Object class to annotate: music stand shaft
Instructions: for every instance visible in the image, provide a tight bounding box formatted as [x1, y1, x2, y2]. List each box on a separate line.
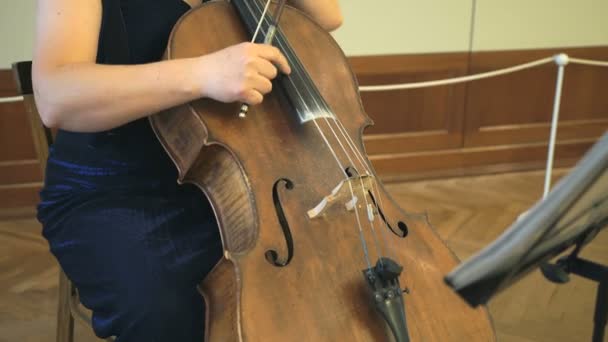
[567, 257, 607, 342]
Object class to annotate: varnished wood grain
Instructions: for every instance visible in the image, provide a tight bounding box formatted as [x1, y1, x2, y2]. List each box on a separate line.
[352, 52, 468, 157]
[151, 2, 494, 341]
[56, 270, 75, 342]
[0, 217, 103, 342]
[3, 47, 608, 209]
[385, 169, 608, 342]
[349, 46, 608, 178]
[351, 52, 468, 137]
[186, 145, 258, 254]
[0, 184, 42, 208]
[464, 46, 608, 148]
[199, 259, 241, 341]
[0, 65, 46, 211]
[2, 169, 606, 341]
[0, 70, 18, 97]
[0, 161, 42, 185]
[0, 101, 37, 161]
[371, 138, 595, 179]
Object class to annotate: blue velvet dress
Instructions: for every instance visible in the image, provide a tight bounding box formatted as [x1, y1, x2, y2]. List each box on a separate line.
[36, 1, 222, 341]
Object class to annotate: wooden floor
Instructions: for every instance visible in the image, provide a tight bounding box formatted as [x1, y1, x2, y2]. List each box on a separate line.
[1, 169, 606, 341]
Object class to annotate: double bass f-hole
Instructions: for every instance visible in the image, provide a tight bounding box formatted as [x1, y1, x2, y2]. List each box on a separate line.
[367, 190, 409, 238]
[266, 178, 295, 267]
[148, 0, 497, 338]
[345, 166, 409, 239]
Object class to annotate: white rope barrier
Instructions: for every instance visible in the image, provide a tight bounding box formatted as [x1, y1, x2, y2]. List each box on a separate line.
[358, 54, 608, 92]
[358, 57, 554, 92]
[357, 53, 608, 198]
[570, 57, 608, 68]
[1, 53, 606, 196]
[0, 95, 24, 104]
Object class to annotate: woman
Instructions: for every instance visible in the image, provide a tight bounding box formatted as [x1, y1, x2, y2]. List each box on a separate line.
[33, 0, 342, 340]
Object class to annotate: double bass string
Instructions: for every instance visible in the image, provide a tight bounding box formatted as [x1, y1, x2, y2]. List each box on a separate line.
[329, 118, 397, 260]
[237, 0, 274, 117]
[319, 115, 389, 264]
[307, 117, 374, 269]
[252, 6, 396, 263]
[250, 0, 395, 265]
[248, 0, 424, 270]
[250, 0, 272, 44]
[247, 0, 380, 268]
[324, 113, 417, 260]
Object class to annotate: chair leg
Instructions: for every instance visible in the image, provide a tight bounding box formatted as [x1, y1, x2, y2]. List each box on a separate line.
[56, 269, 74, 342]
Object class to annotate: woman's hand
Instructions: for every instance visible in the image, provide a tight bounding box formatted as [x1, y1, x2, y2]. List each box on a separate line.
[197, 42, 291, 105]
[32, 0, 335, 133]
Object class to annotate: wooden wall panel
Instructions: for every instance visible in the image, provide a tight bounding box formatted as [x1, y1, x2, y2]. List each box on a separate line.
[0, 162, 42, 185]
[350, 53, 468, 155]
[0, 70, 43, 209]
[348, 46, 608, 180]
[0, 100, 37, 160]
[560, 60, 608, 121]
[0, 70, 18, 97]
[371, 139, 593, 182]
[0, 185, 42, 208]
[1, 46, 607, 208]
[464, 47, 608, 147]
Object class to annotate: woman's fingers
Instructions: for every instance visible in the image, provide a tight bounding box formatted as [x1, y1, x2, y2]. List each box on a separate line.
[255, 45, 291, 75]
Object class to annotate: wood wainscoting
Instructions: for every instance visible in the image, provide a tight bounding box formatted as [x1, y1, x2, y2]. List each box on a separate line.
[353, 46, 608, 181]
[0, 70, 43, 210]
[1, 46, 607, 209]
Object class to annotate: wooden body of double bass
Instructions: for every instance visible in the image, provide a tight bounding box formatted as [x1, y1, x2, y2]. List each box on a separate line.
[150, 1, 496, 341]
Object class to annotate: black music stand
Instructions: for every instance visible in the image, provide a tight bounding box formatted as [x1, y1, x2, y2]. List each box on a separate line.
[444, 133, 608, 342]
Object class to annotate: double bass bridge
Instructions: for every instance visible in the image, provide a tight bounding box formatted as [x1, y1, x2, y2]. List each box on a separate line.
[307, 174, 377, 219]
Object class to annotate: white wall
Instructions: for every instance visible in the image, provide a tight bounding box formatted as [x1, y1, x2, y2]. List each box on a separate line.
[331, 0, 474, 56]
[472, 0, 608, 51]
[1, 0, 607, 69]
[0, 0, 36, 68]
[332, 0, 608, 55]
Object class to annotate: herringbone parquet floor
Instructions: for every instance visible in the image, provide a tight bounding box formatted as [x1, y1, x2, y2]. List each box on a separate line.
[1, 169, 606, 341]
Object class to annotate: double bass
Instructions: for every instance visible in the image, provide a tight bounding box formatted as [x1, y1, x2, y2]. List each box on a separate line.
[149, 0, 496, 340]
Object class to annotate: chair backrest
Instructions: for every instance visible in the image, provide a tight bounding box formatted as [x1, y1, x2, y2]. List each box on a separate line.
[11, 61, 54, 172]
[12, 61, 33, 95]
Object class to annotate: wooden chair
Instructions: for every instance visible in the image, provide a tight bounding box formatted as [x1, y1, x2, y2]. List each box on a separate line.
[11, 61, 114, 342]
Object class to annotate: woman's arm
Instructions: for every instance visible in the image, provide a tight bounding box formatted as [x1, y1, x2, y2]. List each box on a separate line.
[288, 0, 343, 31]
[33, 0, 290, 132]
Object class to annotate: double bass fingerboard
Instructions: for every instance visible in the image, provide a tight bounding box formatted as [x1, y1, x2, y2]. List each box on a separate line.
[232, 0, 337, 123]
